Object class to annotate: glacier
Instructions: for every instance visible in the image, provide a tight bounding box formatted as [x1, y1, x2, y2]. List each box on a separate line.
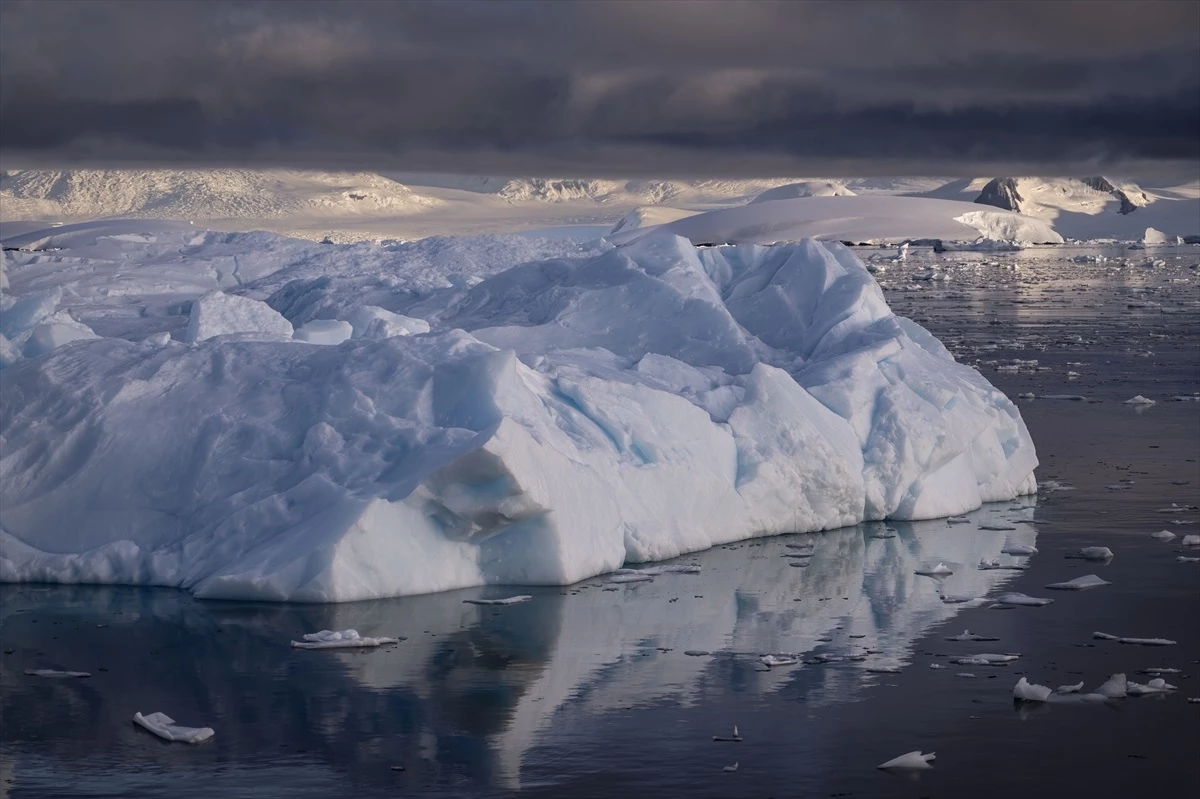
[0, 226, 1037, 602]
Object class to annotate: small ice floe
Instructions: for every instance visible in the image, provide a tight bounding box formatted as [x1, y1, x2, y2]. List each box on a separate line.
[1156, 503, 1196, 513]
[1000, 544, 1037, 555]
[1150, 530, 1177, 541]
[978, 558, 1027, 571]
[950, 653, 1020, 666]
[133, 712, 215, 744]
[1056, 682, 1085, 694]
[24, 669, 91, 678]
[865, 665, 903, 674]
[877, 751, 935, 771]
[722, 762, 739, 773]
[684, 650, 710, 657]
[608, 572, 654, 584]
[1042, 394, 1086, 401]
[956, 672, 977, 679]
[1106, 484, 1133, 491]
[1045, 574, 1111, 591]
[635, 564, 702, 575]
[1065, 547, 1113, 561]
[992, 592, 1054, 608]
[1177, 556, 1200, 563]
[1013, 677, 1053, 702]
[713, 725, 742, 742]
[463, 595, 533, 605]
[1123, 395, 1156, 405]
[1182, 535, 1200, 547]
[946, 630, 999, 642]
[1093, 632, 1176, 646]
[946, 516, 971, 524]
[1139, 668, 1181, 675]
[1127, 678, 1177, 696]
[1038, 480, 1074, 492]
[1094, 673, 1128, 699]
[290, 630, 401, 650]
[929, 663, 946, 670]
[914, 562, 953, 576]
[760, 654, 799, 668]
[939, 592, 983, 605]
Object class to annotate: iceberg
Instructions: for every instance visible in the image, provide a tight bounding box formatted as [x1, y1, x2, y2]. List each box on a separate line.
[0, 231, 1038, 602]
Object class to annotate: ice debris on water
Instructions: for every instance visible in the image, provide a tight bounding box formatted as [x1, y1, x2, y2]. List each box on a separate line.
[760, 654, 799, 668]
[713, 725, 742, 742]
[24, 669, 90, 678]
[1045, 574, 1111, 591]
[1056, 682, 1085, 694]
[992, 592, 1054, 607]
[463, 595, 532, 605]
[722, 762, 739, 773]
[1093, 632, 1176, 646]
[950, 653, 1020, 666]
[133, 712, 215, 744]
[1127, 678, 1177, 696]
[1177, 556, 1200, 563]
[877, 751, 936, 771]
[1182, 535, 1200, 547]
[1150, 530, 1177, 541]
[1014, 677, 1053, 702]
[914, 562, 953, 576]
[1065, 547, 1113, 561]
[1123, 395, 1156, 405]
[608, 573, 655, 584]
[946, 630, 999, 642]
[290, 630, 400, 649]
[1000, 544, 1037, 556]
[979, 558, 1027, 571]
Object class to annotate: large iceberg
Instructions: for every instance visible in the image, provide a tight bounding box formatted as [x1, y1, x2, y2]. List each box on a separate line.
[0, 231, 1036, 602]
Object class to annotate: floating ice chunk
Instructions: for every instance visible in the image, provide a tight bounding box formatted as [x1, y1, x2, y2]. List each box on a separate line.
[290, 629, 400, 649]
[1066, 547, 1113, 561]
[1182, 535, 1200, 547]
[1093, 674, 1128, 699]
[608, 573, 654, 584]
[633, 564, 701, 575]
[722, 762, 739, 772]
[1177, 556, 1200, 563]
[1189, 698, 1200, 704]
[713, 725, 742, 742]
[1045, 574, 1110, 591]
[1056, 682, 1085, 694]
[914, 562, 954, 576]
[1127, 678, 1177, 696]
[463, 595, 532, 605]
[1139, 668, 1181, 675]
[293, 319, 353, 345]
[1150, 530, 1177, 541]
[946, 516, 971, 524]
[185, 290, 293, 343]
[133, 712, 215, 744]
[877, 751, 936, 771]
[1123, 395, 1156, 405]
[1014, 677, 1053, 702]
[1093, 632, 1176, 646]
[865, 665, 903, 674]
[978, 558, 1027, 571]
[929, 663, 946, 670]
[940, 592, 983, 605]
[1000, 544, 1037, 555]
[992, 592, 1054, 607]
[684, 650, 710, 657]
[24, 668, 90, 678]
[957, 672, 977, 678]
[760, 654, 799, 668]
[946, 630, 999, 642]
[950, 653, 1020, 666]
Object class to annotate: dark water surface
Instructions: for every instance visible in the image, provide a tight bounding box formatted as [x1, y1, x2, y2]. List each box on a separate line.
[2, 248, 1198, 799]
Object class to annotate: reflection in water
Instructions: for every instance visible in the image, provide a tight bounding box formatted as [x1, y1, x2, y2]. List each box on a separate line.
[1, 502, 1036, 797]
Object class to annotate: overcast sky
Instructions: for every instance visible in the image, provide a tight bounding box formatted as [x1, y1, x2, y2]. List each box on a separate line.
[1, 0, 1197, 176]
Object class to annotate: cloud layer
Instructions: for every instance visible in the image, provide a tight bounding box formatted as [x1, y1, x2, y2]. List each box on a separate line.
[2, 0, 1197, 175]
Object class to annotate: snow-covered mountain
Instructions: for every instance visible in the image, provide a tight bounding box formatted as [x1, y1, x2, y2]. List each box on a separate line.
[0, 169, 443, 221]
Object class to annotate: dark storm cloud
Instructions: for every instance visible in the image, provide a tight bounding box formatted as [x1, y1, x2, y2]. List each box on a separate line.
[1, 0, 1197, 175]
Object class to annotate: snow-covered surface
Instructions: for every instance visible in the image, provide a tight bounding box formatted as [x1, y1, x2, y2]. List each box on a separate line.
[0, 222, 1037, 602]
[4, 169, 1194, 244]
[607, 196, 1064, 247]
[132, 711, 215, 744]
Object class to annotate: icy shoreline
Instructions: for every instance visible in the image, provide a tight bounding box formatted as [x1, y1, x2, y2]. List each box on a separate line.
[0, 227, 1037, 601]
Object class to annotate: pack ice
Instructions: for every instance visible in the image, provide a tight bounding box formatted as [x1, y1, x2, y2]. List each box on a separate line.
[0, 227, 1037, 602]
